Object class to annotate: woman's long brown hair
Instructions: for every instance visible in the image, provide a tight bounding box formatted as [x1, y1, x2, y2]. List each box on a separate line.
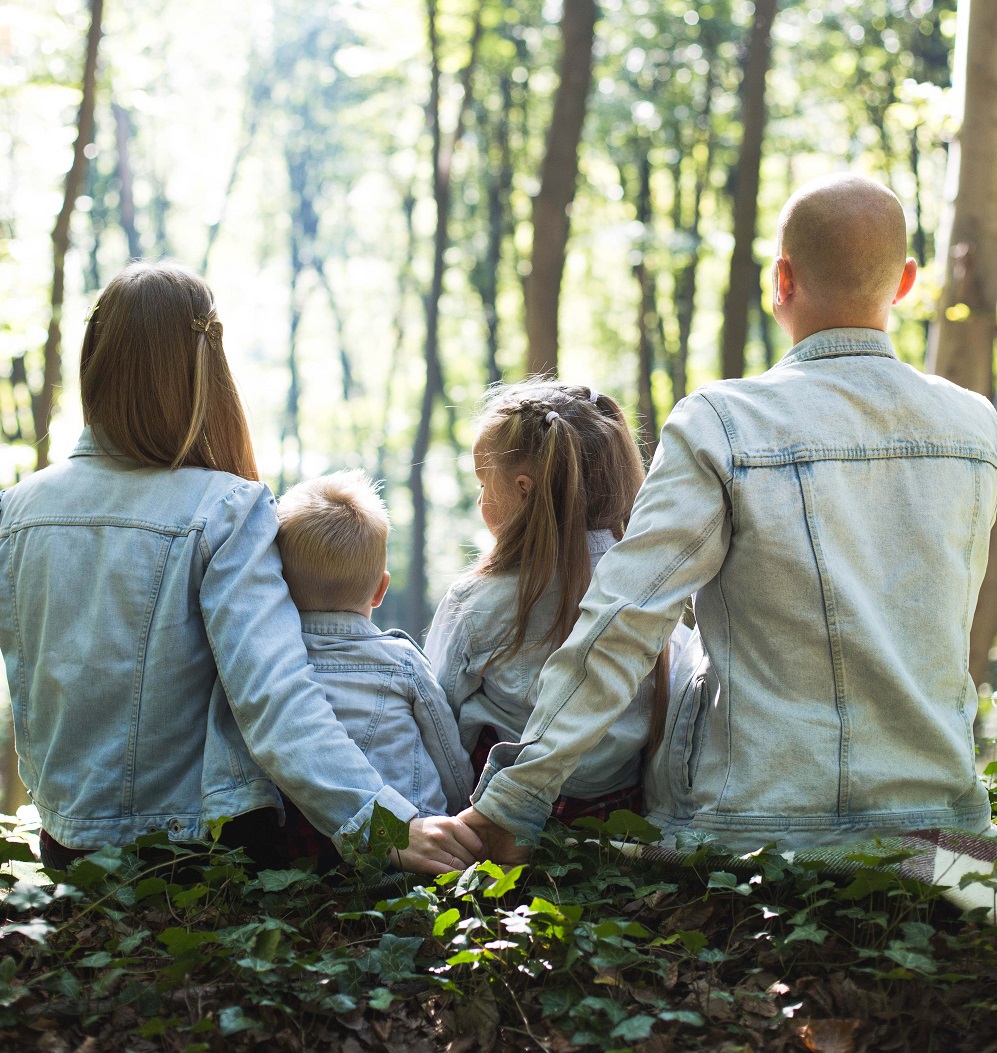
[80, 260, 258, 481]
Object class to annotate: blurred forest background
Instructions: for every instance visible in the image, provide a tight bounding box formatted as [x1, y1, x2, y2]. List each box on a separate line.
[3, 0, 997, 808]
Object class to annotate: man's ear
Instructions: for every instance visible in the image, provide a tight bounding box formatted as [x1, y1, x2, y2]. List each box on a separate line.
[514, 474, 533, 499]
[892, 257, 917, 304]
[371, 570, 390, 609]
[773, 256, 794, 306]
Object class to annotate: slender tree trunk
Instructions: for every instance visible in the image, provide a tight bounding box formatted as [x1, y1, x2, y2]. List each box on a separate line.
[630, 149, 659, 455]
[408, 0, 484, 634]
[113, 101, 141, 259]
[34, 0, 103, 472]
[926, 0, 997, 687]
[720, 0, 776, 380]
[524, 0, 597, 377]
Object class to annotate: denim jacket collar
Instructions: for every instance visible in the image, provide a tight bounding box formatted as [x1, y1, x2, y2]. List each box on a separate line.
[69, 426, 105, 458]
[300, 610, 379, 638]
[776, 327, 897, 369]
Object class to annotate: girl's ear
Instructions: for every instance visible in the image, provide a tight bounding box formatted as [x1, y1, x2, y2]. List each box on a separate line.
[514, 474, 533, 499]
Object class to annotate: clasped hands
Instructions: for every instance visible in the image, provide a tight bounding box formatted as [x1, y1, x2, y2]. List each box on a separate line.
[394, 806, 530, 875]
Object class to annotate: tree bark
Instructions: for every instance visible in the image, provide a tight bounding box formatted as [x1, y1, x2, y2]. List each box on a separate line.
[720, 0, 776, 380]
[630, 149, 659, 455]
[926, 0, 997, 687]
[34, 0, 103, 471]
[407, 0, 484, 634]
[524, 0, 597, 378]
[113, 100, 141, 259]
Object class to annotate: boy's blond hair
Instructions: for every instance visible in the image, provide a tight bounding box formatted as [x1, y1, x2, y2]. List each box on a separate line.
[276, 470, 389, 613]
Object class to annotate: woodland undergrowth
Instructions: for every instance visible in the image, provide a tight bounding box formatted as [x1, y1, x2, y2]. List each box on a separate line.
[0, 777, 995, 1053]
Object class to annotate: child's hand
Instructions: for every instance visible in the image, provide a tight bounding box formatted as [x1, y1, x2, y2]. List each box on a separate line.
[456, 806, 531, 866]
[392, 816, 483, 875]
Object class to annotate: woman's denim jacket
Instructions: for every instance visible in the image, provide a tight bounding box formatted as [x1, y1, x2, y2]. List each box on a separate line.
[425, 531, 690, 798]
[473, 330, 997, 850]
[299, 612, 473, 816]
[0, 429, 418, 850]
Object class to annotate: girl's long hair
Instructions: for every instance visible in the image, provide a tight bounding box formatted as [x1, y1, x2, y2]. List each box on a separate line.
[80, 260, 258, 481]
[475, 380, 643, 659]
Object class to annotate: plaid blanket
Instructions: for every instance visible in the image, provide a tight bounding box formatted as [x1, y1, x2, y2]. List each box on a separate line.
[626, 828, 997, 925]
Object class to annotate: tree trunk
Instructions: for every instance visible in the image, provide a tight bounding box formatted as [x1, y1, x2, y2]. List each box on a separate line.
[524, 0, 597, 378]
[630, 149, 659, 455]
[407, 0, 483, 634]
[720, 0, 776, 380]
[34, 0, 103, 472]
[926, 0, 997, 687]
[113, 100, 141, 260]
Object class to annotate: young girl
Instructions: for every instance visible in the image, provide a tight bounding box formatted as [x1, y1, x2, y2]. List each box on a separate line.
[0, 261, 478, 875]
[425, 380, 689, 822]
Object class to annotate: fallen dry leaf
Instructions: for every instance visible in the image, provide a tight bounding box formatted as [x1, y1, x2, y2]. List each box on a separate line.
[797, 1017, 862, 1053]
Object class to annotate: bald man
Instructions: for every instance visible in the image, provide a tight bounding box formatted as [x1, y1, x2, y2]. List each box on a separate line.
[461, 174, 997, 859]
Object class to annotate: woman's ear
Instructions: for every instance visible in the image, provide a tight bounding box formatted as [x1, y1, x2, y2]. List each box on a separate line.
[514, 474, 533, 499]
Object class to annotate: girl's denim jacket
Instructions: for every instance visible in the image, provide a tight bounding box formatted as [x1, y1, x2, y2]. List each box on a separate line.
[425, 531, 690, 799]
[473, 330, 997, 850]
[0, 429, 418, 850]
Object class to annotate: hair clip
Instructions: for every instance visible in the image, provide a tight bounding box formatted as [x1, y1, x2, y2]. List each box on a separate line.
[545, 410, 560, 424]
[192, 317, 223, 344]
[85, 300, 100, 322]
[588, 388, 599, 403]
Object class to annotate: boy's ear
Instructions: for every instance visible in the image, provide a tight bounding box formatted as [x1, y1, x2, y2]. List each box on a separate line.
[371, 570, 390, 609]
[892, 257, 917, 304]
[514, 474, 533, 499]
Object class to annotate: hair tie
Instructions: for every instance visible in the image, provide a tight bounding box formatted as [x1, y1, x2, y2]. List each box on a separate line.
[545, 410, 560, 424]
[588, 388, 599, 404]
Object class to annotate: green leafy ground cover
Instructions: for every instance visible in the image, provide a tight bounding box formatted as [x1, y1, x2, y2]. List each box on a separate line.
[1, 798, 996, 1053]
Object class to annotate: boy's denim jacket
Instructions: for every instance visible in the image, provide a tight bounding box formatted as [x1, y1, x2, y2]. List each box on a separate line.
[0, 429, 418, 851]
[473, 329, 997, 850]
[426, 531, 689, 798]
[299, 612, 473, 816]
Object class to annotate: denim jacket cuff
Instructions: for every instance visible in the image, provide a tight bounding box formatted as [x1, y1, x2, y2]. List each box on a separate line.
[334, 786, 419, 850]
[472, 753, 552, 842]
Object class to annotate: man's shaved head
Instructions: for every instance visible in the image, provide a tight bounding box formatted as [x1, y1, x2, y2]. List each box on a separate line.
[777, 174, 908, 312]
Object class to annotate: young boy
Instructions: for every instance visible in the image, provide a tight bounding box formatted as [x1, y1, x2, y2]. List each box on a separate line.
[276, 471, 473, 822]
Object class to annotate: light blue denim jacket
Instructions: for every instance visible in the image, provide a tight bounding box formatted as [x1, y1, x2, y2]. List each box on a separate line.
[0, 429, 418, 850]
[473, 329, 997, 850]
[299, 612, 473, 816]
[425, 530, 691, 798]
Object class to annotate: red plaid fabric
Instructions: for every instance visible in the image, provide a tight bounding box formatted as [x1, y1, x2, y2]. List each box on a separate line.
[471, 725, 643, 826]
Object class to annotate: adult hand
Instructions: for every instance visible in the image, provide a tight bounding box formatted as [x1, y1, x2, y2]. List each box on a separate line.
[456, 806, 531, 866]
[392, 815, 484, 875]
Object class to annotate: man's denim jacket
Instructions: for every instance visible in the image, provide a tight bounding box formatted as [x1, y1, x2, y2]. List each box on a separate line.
[299, 612, 473, 816]
[0, 429, 418, 851]
[426, 530, 690, 798]
[473, 329, 997, 850]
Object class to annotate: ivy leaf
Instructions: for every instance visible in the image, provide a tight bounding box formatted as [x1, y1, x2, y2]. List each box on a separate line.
[368, 987, 395, 1011]
[3, 881, 53, 912]
[158, 928, 219, 956]
[0, 919, 54, 944]
[884, 945, 936, 972]
[433, 908, 461, 937]
[0, 838, 36, 864]
[218, 1006, 256, 1036]
[251, 868, 319, 893]
[611, 1014, 656, 1041]
[361, 933, 423, 981]
[482, 864, 524, 898]
[367, 803, 411, 858]
[132, 877, 168, 902]
[78, 951, 113, 969]
[783, 923, 828, 945]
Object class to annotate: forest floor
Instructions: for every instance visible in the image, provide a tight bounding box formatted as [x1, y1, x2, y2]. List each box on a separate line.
[1, 796, 996, 1053]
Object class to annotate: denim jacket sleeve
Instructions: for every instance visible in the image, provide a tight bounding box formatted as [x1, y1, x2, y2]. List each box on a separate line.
[424, 585, 481, 720]
[406, 644, 475, 814]
[200, 482, 418, 847]
[471, 393, 734, 839]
